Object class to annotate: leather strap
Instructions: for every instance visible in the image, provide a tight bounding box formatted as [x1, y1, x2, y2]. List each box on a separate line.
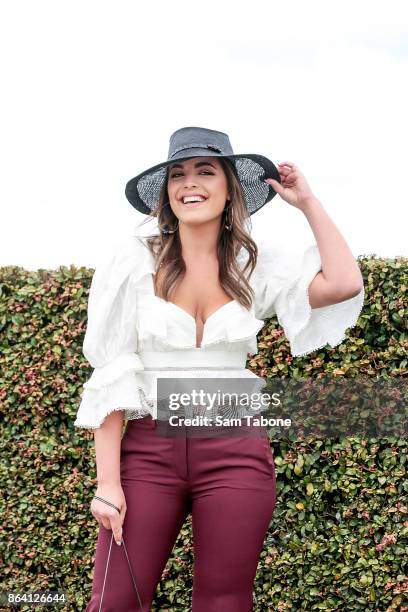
[98, 518, 143, 610]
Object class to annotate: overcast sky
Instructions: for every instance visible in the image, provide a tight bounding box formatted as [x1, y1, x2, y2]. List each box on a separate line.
[1, 0, 407, 271]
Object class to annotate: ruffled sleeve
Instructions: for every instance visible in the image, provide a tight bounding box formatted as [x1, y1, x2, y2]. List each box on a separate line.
[252, 240, 365, 357]
[74, 235, 151, 429]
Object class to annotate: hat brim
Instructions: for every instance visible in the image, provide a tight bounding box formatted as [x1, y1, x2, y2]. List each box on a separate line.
[125, 152, 281, 216]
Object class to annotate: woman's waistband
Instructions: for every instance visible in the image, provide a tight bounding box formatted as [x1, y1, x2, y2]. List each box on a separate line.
[138, 349, 248, 370]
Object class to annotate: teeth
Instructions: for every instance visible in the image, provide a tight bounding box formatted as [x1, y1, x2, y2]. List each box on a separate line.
[183, 196, 206, 204]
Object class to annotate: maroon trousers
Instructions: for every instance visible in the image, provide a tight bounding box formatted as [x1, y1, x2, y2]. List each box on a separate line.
[86, 415, 276, 611]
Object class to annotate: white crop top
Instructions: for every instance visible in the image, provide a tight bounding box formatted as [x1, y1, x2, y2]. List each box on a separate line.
[74, 219, 365, 429]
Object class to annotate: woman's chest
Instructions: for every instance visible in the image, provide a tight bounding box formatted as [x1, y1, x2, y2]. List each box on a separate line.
[134, 273, 265, 354]
[154, 270, 234, 348]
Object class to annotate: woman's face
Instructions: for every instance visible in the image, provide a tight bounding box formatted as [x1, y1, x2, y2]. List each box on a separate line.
[166, 156, 230, 227]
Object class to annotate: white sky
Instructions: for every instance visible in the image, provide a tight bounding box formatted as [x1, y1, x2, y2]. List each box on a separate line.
[1, 0, 407, 271]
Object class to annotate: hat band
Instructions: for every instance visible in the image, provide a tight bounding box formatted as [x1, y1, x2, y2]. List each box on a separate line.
[170, 143, 223, 159]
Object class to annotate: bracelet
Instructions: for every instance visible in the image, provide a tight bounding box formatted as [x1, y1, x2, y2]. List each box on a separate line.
[93, 495, 121, 514]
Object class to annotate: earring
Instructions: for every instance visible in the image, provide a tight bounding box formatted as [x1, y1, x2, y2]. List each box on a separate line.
[157, 201, 179, 234]
[158, 217, 179, 234]
[224, 200, 233, 231]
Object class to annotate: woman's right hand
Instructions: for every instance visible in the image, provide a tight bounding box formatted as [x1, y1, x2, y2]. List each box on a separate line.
[91, 484, 127, 546]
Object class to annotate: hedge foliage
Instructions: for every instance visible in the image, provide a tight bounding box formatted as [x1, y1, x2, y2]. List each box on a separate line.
[0, 253, 407, 611]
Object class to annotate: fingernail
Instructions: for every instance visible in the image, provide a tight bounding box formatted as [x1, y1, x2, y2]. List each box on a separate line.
[116, 540, 122, 546]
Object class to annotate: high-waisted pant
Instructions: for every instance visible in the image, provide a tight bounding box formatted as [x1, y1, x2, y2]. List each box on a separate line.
[86, 415, 277, 611]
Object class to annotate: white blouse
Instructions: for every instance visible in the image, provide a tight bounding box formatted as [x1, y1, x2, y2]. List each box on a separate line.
[74, 220, 365, 429]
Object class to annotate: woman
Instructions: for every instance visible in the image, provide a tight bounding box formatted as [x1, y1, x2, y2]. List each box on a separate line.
[75, 126, 365, 611]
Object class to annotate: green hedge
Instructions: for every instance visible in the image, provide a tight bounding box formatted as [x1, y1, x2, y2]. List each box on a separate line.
[0, 254, 407, 611]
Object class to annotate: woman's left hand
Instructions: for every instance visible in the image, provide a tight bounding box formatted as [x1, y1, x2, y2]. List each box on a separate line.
[265, 162, 316, 211]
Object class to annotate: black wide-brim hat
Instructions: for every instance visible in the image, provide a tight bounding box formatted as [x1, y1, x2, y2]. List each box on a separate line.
[125, 126, 281, 216]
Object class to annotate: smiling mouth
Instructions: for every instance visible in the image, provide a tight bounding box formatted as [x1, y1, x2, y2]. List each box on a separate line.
[181, 198, 209, 207]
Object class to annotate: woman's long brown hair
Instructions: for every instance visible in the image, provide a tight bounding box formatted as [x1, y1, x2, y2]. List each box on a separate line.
[136, 158, 259, 311]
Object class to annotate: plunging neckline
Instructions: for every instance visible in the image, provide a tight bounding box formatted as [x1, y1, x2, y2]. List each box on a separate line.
[149, 273, 237, 348]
